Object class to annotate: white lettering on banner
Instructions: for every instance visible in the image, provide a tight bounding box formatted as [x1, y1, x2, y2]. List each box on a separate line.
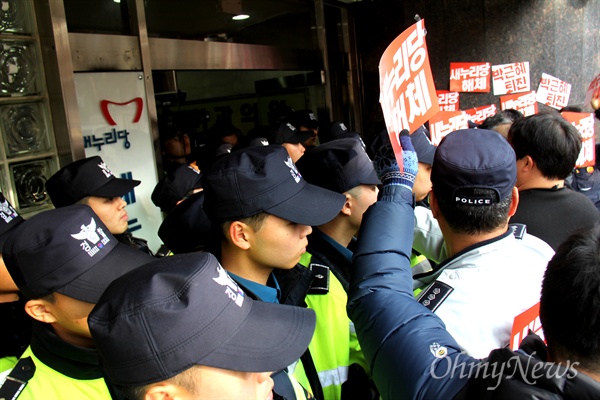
[572, 114, 596, 167]
[380, 19, 428, 133]
[317, 366, 349, 387]
[407, 69, 432, 123]
[430, 113, 469, 146]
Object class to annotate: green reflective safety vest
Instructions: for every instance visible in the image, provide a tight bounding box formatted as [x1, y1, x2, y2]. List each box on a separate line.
[0, 347, 112, 400]
[295, 252, 369, 400]
[411, 253, 429, 297]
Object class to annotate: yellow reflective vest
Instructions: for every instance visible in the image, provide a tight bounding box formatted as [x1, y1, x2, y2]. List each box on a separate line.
[295, 252, 369, 400]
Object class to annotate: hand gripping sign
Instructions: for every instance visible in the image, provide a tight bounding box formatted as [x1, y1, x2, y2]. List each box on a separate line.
[379, 19, 439, 168]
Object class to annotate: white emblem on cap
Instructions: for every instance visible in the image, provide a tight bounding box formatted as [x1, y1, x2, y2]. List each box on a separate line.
[309, 113, 317, 121]
[0, 200, 18, 224]
[213, 264, 245, 307]
[284, 157, 302, 183]
[260, 140, 269, 146]
[97, 162, 113, 178]
[286, 122, 297, 132]
[71, 218, 110, 257]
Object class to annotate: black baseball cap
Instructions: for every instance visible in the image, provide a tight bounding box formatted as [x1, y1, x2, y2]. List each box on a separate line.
[432, 129, 517, 205]
[290, 109, 319, 130]
[151, 164, 202, 214]
[46, 156, 140, 207]
[296, 138, 380, 194]
[411, 126, 436, 165]
[202, 145, 346, 225]
[0, 193, 24, 250]
[3, 204, 154, 302]
[89, 252, 317, 386]
[275, 122, 314, 145]
[158, 191, 212, 254]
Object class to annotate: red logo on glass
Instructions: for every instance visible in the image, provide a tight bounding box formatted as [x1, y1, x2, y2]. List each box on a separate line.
[100, 98, 143, 126]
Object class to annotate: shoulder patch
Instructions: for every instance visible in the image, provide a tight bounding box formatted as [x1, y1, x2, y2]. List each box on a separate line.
[417, 281, 454, 312]
[509, 223, 527, 240]
[308, 263, 329, 295]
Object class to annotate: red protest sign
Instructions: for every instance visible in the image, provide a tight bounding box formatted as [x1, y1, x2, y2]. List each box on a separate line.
[492, 62, 530, 95]
[462, 104, 497, 125]
[379, 19, 439, 165]
[449, 62, 490, 93]
[584, 73, 600, 106]
[510, 302, 543, 350]
[429, 111, 469, 145]
[562, 112, 596, 168]
[500, 91, 538, 117]
[536, 73, 572, 110]
[436, 90, 460, 111]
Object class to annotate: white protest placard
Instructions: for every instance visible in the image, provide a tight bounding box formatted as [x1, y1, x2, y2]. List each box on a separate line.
[492, 62, 530, 95]
[536, 73, 571, 110]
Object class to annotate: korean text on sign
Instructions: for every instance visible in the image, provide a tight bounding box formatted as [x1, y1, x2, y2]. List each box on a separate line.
[449, 62, 490, 93]
[463, 104, 497, 125]
[84, 128, 131, 152]
[536, 73, 572, 110]
[428, 111, 469, 146]
[562, 112, 596, 168]
[492, 62, 530, 95]
[436, 90, 460, 111]
[500, 91, 538, 117]
[379, 18, 439, 162]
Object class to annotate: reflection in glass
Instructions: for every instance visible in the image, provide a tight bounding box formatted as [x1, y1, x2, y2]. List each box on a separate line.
[2, 103, 47, 155]
[0, 41, 36, 95]
[11, 160, 50, 208]
[0, 0, 28, 34]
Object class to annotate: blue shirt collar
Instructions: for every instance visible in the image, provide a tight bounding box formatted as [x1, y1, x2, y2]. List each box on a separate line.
[314, 228, 353, 262]
[228, 272, 281, 304]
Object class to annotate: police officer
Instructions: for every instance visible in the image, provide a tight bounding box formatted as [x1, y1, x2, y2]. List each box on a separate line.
[45, 156, 153, 255]
[295, 138, 381, 400]
[0, 205, 153, 400]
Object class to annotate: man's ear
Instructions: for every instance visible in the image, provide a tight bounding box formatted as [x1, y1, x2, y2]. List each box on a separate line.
[25, 299, 57, 324]
[340, 193, 353, 217]
[519, 155, 535, 173]
[145, 382, 179, 400]
[228, 221, 252, 250]
[508, 186, 520, 218]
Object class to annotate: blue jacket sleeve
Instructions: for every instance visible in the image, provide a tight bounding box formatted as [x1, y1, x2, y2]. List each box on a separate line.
[347, 185, 476, 400]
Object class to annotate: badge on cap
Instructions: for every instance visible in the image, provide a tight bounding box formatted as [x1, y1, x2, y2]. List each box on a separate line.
[0, 198, 18, 224]
[98, 162, 113, 178]
[71, 218, 111, 256]
[284, 157, 302, 183]
[212, 264, 245, 307]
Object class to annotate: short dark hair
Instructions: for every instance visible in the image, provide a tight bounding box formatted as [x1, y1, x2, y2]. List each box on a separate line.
[479, 109, 523, 130]
[540, 224, 600, 373]
[508, 113, 582, 180]
[219, 212, 270, 242]
[435, 188, 512, 235]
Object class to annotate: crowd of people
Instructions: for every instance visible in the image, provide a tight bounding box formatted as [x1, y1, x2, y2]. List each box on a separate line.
[0, 98, 600, 400]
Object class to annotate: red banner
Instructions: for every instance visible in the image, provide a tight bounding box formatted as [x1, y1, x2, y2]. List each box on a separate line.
[536, 73, 571, 110]
[510, 302, 543, 350]
[500, 91, 538, 117]
[436, 90, 460, 111]
[462, 104, 497, 125]
[492, 62, 530, 95]
[428, 111, 469, 146]
[562, 112, 596, 168]
[449, 62, 490, 93]
[379, 19, 439, 168]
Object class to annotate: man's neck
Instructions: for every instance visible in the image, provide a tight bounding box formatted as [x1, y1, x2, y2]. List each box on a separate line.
[443, 225, 508, 257]
[518, 175, 564, 191]
[219, 247, 272, 286]
[317, 219, 356, 248]
[51, 323, 95, 349]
